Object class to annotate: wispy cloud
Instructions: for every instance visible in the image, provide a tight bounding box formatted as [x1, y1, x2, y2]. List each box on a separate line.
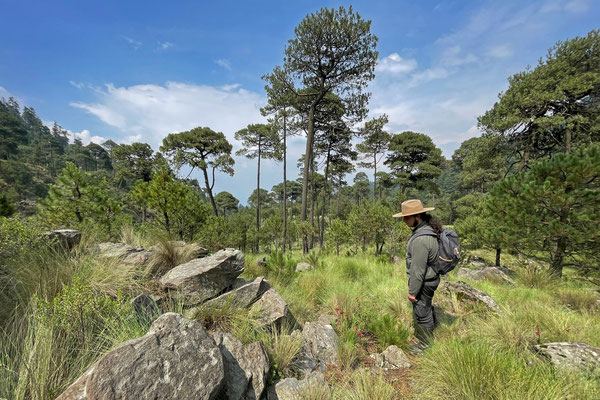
[376, 53, 418, 74]
[69, 81, 85, 89]
[69, 82, 292, 202]
[157, 41, 173, 51]
[0, 86, 10, 99]
[68, 129, 106, 145]
[215, 58, 232, 71]
[485, 44, 513, 59]
[122, 36, 142, 50]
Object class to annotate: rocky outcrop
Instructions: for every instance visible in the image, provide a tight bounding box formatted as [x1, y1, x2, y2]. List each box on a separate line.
[160, 249, 245, 305]
[250, 288, 296, 330]
[370, 345, 411, 370]
[456, 267, 515, 285]
[302, 321, 338, 366]
[212, 331, 270, 400]
[295, 262, 312, 273]
[203, 277, 271, 309]
[267, 371, 329, 400]
[535, 342, 600, 371]
[43, 229, 81, 249]
[56, 313, 224, 400]
[439, 281, 502, 314]
[95, 242, 154, 266]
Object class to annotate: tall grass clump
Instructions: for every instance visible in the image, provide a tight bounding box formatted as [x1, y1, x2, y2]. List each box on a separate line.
[557, 289, 599, 312]
[0, 280, 147, 400]
[333, 368, 397, 400]
[412, 339, 571, 399]
[0, 217, 74, 325]
[146, 234, 197, 275]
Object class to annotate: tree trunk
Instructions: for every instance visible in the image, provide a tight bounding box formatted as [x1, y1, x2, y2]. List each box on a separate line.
[202, 167, 219, 216]
[373, 151, 377, 200]
[283, 112, 288, 253]
[565, 126, 572, 154]
[310, 156, 315, 250]
[495, 247, 501, 267]
[320, 146, 331, 247]
[550, 237, 566, 278]
[301, 104, 316, 254]
[256, 143, 261, 253]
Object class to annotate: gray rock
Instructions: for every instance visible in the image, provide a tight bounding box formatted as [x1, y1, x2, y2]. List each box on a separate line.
[56, 313, 224, 400]
[295, 262, 312, 273]
[535, 342, 600, 371]
[203, 276, 271, 309]
[250, 288, 296, 330]
[439, 281, 502, 314]
[290, 330, 320, 376]
[95, 242, 154, 266]
[456, 267, 515, 285]
[212, 331, 270, 400]
[43, 229, 81, 250]
[160, 248, 245, 306]
[302, 321, 338, 366]
[187, 243, 209, 258]
[257, 256, 267, 267]
[370, 345, 411, 370]
[267, 371, 328, 400]
[130, 294, 160, 321]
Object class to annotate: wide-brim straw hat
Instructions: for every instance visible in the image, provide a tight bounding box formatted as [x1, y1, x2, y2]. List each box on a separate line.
[392, 199, 434, 218]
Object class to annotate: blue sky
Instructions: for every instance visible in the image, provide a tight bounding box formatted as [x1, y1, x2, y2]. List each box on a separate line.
[1, 0, 599, 204]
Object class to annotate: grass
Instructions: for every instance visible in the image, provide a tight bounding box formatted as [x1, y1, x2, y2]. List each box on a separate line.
[2, 221, 600, 399]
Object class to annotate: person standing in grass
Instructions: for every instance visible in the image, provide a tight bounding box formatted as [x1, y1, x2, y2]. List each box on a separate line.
[394, 199, 442, 353]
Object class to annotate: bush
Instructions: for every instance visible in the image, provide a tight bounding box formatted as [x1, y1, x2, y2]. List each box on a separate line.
[367, 314, 410, 351]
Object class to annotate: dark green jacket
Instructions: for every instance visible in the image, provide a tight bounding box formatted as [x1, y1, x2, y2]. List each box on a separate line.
[406, 222, 439, 296]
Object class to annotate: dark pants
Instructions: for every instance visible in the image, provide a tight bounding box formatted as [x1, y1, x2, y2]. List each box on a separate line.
[412, 279, 439, 330]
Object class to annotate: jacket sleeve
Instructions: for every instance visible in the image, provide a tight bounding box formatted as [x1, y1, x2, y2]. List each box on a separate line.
[408, 237, 429, 296]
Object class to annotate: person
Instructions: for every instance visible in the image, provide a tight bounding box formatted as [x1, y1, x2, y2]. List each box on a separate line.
[393, 199, 442, 353]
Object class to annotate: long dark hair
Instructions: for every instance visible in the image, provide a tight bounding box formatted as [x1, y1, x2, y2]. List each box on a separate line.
[421, 213, 443, 238]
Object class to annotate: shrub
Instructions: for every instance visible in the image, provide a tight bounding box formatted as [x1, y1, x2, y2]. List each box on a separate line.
[367, 314, 410, 351]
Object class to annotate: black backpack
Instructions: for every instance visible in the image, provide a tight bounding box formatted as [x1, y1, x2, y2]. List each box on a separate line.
[412, 228, 461, 275]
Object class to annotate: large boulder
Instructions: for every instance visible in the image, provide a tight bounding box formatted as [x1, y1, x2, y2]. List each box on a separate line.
[250, 288, 296, 330]
[212, 331, 270, 400]
[370, 345, 412, 370]
[95, 242, 154, 266]
[56, 313, 224, 400]
[302, 321, 338, 366]
[203, 277, 271, 309]
[439, 281, 502, 314]
[456, 267, 515, 285]
[267, 371, 329, 400]
[160, 249, 245, 306]
[535, 342, 600, 371]
[43, 229, 81, 250]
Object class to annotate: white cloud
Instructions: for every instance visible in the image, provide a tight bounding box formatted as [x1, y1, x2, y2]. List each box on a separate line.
[69, 81, 85, 89]
[485, 44, 513, 59]
[157, 41, 173, 50]
[376, 53, 418, 74]
[565, 0, 589, 13]
[68, 129, 106, 145]
[69, 81, 267, 150]
[215, 59, 232, 71]
[122, 36, 142, 50]
[0, 86, 10, 99]
[410, 67, 449, 86]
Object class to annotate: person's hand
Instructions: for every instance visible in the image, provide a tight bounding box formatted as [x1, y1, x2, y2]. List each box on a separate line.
[408, 293, 417, 303]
